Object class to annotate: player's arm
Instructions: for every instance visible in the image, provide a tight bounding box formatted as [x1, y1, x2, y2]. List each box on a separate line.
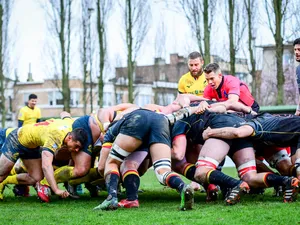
[18, 120, 24, 127]
[202, 125, 254, 140]
[41, 149, 69, 198]
[295, 96, 300, 116]
[60, 111, 72, 120]
[18, 108, 25, 127]
[172, 134, 187, 161]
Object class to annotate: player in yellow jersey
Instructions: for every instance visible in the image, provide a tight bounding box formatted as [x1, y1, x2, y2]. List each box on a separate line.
[18, 94, 41, 127]
[0, 118, 88, 201]
[178, 52, 207, 96]
[17, 94, 42, 195]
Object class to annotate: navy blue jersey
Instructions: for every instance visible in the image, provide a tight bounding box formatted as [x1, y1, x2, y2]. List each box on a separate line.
[246, 113, 300, 148]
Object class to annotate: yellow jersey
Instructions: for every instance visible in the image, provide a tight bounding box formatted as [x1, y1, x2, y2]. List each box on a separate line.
[18, 106, 41, 126]
[178, 72, 207, 96]
[18, 118, 73, 154]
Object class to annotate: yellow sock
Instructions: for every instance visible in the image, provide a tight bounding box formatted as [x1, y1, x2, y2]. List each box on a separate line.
[69, 168, 101, 186]
[2, 175, 19, 185]
[40, 178, 50, 186]
[54, 166, 75, 183]
[10, 167, 17, 175]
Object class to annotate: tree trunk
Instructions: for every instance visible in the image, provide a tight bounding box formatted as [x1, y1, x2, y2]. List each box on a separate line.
[97, 0, 105, 108]
[0, 4, 5, 127]
[228, 0, 235, 76]
[126, 0, 134, 103]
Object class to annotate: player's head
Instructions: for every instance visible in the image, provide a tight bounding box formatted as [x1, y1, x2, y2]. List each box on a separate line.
[204, 63, 223, 89]
[28, 94, 38, 109]
[65, 128, 88, 152]
[187, 51, 204, 78]
[293, 38, 300, 62]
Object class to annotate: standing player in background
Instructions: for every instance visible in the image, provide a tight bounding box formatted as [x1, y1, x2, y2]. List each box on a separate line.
[293, 38, 300, 115]
[14, 94, 42, 197]
[18, 94, 41, 127]
[178, 51, 207, 96]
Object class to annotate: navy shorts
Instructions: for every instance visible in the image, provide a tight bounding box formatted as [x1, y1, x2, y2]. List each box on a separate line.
[1, 129, 41, 163]
[119, 109, 171, 147]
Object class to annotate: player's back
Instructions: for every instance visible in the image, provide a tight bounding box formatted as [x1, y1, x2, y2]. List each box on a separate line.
[18, 118, 73, 149]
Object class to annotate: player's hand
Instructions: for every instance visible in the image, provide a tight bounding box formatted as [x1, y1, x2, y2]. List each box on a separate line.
[55, 189, 69, 198]
[196, 101, 209, 114]
[295, 110, 300, 116]
[202, 127, 211, 140]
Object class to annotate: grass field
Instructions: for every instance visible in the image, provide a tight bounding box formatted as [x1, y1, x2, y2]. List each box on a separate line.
[0, 167, 299, 225]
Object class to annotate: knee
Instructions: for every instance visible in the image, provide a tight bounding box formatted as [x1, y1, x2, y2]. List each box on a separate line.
[73, 166, 89, 177]
[120, 160, 138, 175]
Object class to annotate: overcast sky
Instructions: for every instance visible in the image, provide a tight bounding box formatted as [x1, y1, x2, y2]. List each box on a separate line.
[11, 0, 279, 82]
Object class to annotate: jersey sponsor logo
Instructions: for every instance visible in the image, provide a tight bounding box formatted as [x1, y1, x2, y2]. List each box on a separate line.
[223, 90, 228, 98]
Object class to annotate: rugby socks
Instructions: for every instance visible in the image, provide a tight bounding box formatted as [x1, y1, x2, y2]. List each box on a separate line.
[122, 170, 140, 201]
[182, 163, 197, 182]
[206, 169, 240, 188]
[264, 173, 289, 187]
[166, 173, 185, 193]
[69, 168, 101, 186]
[105, 171, 120, 198]
[54, 166, 75, 183]
[1, 175, 18, 185]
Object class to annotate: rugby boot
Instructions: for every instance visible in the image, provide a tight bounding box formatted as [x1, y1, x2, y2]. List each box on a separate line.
[93, 195, 118, 210]
[225, 181, 250, 205]
[283, 177, 299, 203]
[13, 185, 30, 197]
[118, 199, 140, 208]
[36, 182, 51, 203]
[180, 184, 194, 211]
[206, 184, 219, 202]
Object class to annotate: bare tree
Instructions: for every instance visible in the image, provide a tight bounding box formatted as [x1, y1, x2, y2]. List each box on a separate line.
[244, 0, 258, 98]
[96, 0, 113, 107]
[41, 0, 73, 111]
[80, 0, 89, 114]
[179, 0, 216, 64]
[225, 0, 247, 75]
[264, 0, 290, 105]
[123, 0, 151, 103]
[0, 0, 14, 127]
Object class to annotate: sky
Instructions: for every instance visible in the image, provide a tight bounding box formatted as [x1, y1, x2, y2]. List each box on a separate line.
[10, 0, 279, 82]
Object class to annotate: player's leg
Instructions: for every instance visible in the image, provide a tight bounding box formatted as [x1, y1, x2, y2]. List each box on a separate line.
[151, 143, 194, 210]
[233, 147, 299, 203]
[94, 134, 142, 210]
[118, 150, 148, 208]
[194, 138, 249, 205]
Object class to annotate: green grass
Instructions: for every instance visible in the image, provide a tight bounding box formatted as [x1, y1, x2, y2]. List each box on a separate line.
[0, 168, 299, 225]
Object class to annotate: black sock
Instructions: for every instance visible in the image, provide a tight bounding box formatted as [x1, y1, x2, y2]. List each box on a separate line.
[207, 170, 240, 189]
[167, 174, 185, 193]
[123, 174, 140, 201]
[265, 173, 289, 187]
[185, 166, 197, 182]
[106, 173, 120, 198]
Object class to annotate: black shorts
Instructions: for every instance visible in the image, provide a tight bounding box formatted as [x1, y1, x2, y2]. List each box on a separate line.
[118, 109, 171, 147]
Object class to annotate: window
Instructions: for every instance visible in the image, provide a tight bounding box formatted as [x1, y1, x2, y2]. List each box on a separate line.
[48, 91, 63, 106]
[23, 93, 30, 105]
[103, 92, 113, 107]
[135, 94, 151, 107]
[116, 93, 123, 104]
[157, 93, 175, 106]
[70, 91, 80, 106]
[159, 70, 166, 81]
